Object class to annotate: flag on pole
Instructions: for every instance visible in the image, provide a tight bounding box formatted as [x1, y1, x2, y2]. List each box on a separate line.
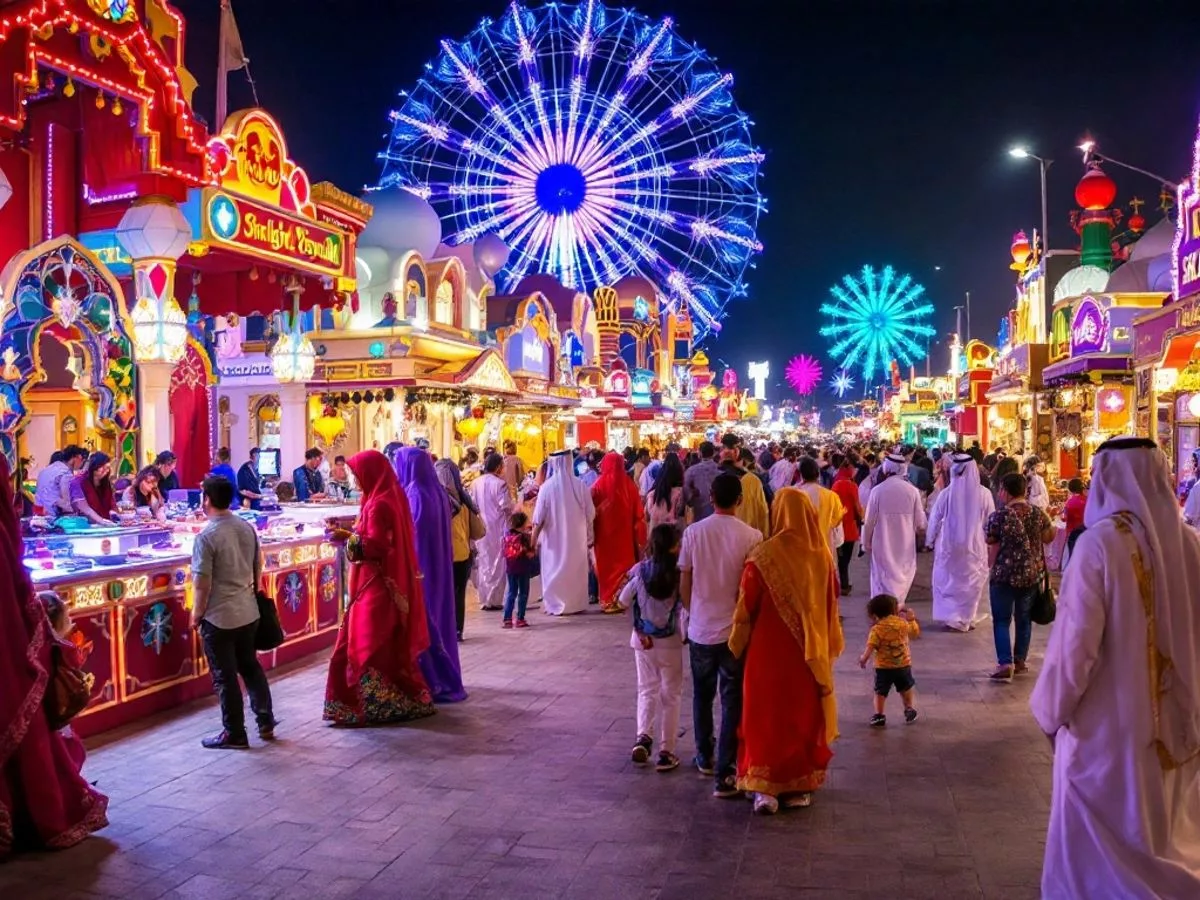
[221, 1, 248, 72]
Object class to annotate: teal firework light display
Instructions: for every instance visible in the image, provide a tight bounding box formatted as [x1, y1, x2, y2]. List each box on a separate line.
[820, 264, 935, 381]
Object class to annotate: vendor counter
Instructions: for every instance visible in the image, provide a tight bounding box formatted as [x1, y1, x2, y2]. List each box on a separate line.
[24, 515, 349, 737]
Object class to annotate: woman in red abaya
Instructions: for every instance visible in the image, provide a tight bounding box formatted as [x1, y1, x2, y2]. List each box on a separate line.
[591, 452, 646, 613]
[323, 450, 436, 725]
[0, 459, 108, 855]
[729, 488, 844, 816]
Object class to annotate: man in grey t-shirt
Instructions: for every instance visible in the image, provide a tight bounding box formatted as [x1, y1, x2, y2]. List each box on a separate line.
[191, 477, 275, 749]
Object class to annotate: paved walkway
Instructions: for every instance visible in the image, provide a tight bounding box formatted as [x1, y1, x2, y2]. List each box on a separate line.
[2, 552, 1051, 899]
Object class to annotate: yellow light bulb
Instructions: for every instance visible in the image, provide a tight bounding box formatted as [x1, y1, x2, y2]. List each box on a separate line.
[95, 91, 106, 110]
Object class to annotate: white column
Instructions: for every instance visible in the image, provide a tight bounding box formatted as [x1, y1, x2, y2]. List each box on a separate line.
[278, 384, 308, 477]
[139, 361, 174, 466]
[225, 387, 251, 464]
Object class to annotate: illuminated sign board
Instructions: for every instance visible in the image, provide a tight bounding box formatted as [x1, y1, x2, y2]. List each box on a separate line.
[78, 230, 132, 277]
[1070, 297, 1109, 355]
[1178, 175, 1200, 300]
[201, 190, 346, 277]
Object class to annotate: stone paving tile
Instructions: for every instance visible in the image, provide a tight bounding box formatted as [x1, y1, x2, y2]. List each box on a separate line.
[2, 553, 1051, 899]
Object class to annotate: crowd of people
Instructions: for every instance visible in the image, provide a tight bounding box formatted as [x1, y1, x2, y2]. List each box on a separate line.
[4, 431, 1200, 898]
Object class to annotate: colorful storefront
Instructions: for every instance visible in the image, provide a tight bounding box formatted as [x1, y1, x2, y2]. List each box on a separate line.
[951, 340, 996, 451]
[0, 1, 212, 476]
[189, 109, 369, 481]
[1042, 292, 1164, 476]
[1134, 114, 1200, 493]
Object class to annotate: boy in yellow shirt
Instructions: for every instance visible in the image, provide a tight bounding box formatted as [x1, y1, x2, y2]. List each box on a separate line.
[859, 593, 920, 727]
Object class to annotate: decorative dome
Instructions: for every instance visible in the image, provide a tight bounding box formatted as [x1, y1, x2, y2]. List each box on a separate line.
[1054, 265, 1110, 301]
[1010, 230, 1032, 270]
[1129, 213, 1146, 232]
[360, 188, 442, 258]
[1075, 164, 1117, 211]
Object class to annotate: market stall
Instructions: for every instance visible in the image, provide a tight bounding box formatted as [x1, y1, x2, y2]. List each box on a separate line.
[26, 513, 347, 737]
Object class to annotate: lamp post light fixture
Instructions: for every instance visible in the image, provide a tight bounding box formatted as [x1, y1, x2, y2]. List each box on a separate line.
[116, 196, 193, 364]
[1078, 140, 1178, 192]
[1008, 146, 1053, 258]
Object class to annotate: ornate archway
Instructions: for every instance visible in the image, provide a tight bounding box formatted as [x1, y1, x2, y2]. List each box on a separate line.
[0, 236, 138, 474]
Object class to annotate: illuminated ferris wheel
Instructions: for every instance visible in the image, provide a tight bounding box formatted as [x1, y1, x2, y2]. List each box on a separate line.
[376, 1, 766, 336]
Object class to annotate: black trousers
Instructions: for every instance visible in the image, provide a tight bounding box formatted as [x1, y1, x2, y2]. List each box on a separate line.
[837, 541, 856, 589]
[452, 558, 473, 636]
[200, 620, 274, 737]
[689, 641, 744, 781]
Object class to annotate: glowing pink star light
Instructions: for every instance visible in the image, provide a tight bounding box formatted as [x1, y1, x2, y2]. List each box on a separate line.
[786, 354, 823, 396]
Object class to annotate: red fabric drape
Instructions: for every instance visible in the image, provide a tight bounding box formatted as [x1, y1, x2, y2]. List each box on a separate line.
[169, 345, 211, 489]
[0, 457, 109, 855]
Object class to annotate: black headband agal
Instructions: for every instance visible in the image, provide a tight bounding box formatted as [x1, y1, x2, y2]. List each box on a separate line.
[1096, 437, 1157, 453]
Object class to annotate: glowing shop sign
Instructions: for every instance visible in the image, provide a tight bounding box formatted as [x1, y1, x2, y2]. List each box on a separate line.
[216, 360, 274, 378]
[78, 230, 133, 277]
[203, 191, 346, 277]
[1070, 297, 1108, 355]
[1177, 144, 1200, 299]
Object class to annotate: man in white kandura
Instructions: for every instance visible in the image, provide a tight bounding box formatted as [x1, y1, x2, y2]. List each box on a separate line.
[862, 453, 927, 607]
[532, 451, 595, 616]
[1031, 438, 1200, 899]
[925, 453, 995, 632]
[469, 453, 513, 611]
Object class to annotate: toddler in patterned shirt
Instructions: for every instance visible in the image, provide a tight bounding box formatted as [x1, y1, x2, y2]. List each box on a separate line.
[858, 593, 920, 727]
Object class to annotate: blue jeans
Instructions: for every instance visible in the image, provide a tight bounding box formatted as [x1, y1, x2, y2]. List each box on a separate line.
[689, 641, 744, 781]
[990, 581, 1036, 666]
[504, 574, 531, 621]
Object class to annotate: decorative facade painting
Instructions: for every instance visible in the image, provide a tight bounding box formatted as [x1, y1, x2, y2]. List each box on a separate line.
[0, 237, 139, 474]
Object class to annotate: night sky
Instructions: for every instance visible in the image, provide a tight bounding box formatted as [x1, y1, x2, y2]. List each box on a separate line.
[176, 0, 1200, 411]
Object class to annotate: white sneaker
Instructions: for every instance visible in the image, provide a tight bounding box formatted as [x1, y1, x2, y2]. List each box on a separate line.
[782, 792, 813, 809]
[752, 793, 779, 815]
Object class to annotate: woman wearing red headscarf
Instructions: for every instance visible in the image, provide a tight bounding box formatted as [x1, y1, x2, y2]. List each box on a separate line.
[0, 459, 108, 855]
[591, 452, 647, 613]
[324, 450, 436, 725]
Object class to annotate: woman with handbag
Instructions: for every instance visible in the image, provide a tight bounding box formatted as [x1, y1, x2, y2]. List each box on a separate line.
[984, 472, 1055, 682]
[0, 459, 108, 856]
[436, 458, 480, 642]
[323, 450, 436, 726]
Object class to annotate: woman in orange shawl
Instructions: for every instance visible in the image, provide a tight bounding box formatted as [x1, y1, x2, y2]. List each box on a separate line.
[729, 487, 844, 815]
[591, 452, 647, 613]
[324, 450, 436, 725]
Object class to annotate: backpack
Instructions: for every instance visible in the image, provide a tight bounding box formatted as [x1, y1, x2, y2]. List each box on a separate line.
[503, 531, 529, 561]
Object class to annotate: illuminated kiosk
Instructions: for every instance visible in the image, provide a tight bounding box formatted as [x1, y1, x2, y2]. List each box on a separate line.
[951, 340, 997, 452]
[1042, 165, 1167, 478]
[0, 0, 212, 478]
[177, 110, 370, 482]
[1133, 113, 1200, 493]
[489, 278, 595, 470]
[299, 190, 523, 461]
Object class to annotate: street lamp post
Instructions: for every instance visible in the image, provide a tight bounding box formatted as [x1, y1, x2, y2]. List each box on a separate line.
[1079, 141, 1178, 192]
[1009, 146, 1053, 256]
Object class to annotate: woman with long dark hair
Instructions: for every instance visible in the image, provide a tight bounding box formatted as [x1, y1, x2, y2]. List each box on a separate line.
[123, 466, 166, 521]
[69, 452, 115, 525]
[646, 453, 685, 535]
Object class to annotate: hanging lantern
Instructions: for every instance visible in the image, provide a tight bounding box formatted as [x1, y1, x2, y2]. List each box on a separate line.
[313, 406, 346, 445]
[258, 404, 281, 423]
[130, 296, 188, 363]
[270, 329, 317, 383]
[457, 417, 485, 440]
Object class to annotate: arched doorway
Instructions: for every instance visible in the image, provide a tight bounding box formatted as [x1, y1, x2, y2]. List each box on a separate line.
[0, 237, 138, 476]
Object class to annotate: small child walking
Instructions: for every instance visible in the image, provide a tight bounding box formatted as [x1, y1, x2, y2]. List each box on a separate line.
[618, 524, 685, 772]
[859, 593, 920, 726]
[502, 511, 536, 629]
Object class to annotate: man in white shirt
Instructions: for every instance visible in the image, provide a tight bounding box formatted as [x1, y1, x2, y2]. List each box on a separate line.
[679, 472, 763, 799]
[863, 453, 927, 607]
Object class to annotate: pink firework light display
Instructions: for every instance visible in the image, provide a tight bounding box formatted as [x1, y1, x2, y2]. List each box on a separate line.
[785, 354, 823, 396]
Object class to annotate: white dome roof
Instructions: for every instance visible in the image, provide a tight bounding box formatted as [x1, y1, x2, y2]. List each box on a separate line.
[360, 188, 442, 258]
[1054, 265, 1110, 302]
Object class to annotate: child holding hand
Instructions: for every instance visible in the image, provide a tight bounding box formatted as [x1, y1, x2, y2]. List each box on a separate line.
[859, 593, 920, 727]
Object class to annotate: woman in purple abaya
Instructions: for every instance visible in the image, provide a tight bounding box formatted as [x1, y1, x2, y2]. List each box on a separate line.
[394, 448, 467, 703]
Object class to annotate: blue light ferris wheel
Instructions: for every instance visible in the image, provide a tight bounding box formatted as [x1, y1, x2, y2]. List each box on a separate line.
[376, 1, 766, 336]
